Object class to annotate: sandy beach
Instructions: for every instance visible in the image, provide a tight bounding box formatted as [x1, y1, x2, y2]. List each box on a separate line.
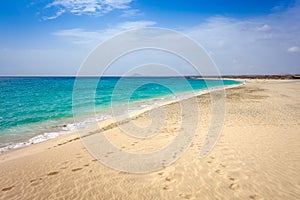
[0, 79, 299, 200]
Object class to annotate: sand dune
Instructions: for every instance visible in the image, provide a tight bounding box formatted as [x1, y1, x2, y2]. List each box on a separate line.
[0, 80, 299, 199]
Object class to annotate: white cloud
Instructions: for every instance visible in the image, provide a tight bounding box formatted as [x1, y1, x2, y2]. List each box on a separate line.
[42, 9, 65, 20]
[52, 1, 300, 75]
[184, 2, 300, 75]
[255, 24, 272, 32]
[53, 20, 156, 45]
[287, 46, 300, 53]
[121, 9, 141, 17]
[116, 20, 155, 29]
[28, 1, 299, 75]
[103, 0, 132, 9]
[44, 0, 133, 19]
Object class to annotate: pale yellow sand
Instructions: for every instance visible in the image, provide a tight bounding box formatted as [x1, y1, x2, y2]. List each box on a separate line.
[0, 80, 299, 200]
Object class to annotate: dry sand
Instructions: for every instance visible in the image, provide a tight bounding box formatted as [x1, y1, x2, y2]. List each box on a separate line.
[0, 80, 299, 200]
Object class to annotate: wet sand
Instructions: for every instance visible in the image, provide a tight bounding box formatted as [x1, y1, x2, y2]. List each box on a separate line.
[0, 80, 299, 199]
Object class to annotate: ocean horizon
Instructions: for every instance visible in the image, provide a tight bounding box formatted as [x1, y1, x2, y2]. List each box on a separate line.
[0, 77, 241, 153]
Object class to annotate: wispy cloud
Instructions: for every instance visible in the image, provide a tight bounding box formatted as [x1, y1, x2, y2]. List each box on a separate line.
[287, 46, 300, 53]
[43, 0, 133, 19]
[255, 24, 272, 32]
[43, 9, 65, 20]
[120, 9, 141, 17]
[45, 1, 300, 75]
[53, 20, 156, 44]
[52, 1, 300, 75]
[184, 2, 300, 74]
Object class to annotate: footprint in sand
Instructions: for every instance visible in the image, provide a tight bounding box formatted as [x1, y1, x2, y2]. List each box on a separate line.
[30, 178, 40, 186]
[71, 168, 82, 172]
[206, 156, 215, 164]
[172, 152, 178, 159]
[165, 176, 174, 182]
[219, 163, 226, 168]
[229, 183, 239, 190]
[118, 171, 129, 175]
[47, 171, 59, 176]
[207, 160, 213, 164]
[215, 169, 224, 175]
[162, 185, 169, 190]
[1, 186, 14, 192]
[249, 194, 260, 199]
[179, 193, 193, 199]
[30, 177, 42, 183]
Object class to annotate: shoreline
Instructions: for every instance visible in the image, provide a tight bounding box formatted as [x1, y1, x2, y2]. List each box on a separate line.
[0, 80, 243, 155]
[0, 79, 299, 199]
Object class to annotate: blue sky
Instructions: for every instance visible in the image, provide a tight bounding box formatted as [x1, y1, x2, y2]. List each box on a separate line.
[0, 0, 299, 75]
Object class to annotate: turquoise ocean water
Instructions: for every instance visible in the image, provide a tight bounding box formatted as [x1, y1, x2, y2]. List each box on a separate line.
[0, 77, 241, 152]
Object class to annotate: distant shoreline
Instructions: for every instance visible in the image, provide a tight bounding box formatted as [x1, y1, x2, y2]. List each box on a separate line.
[187, 74, 300, 79]
[0, 74, 299, 79]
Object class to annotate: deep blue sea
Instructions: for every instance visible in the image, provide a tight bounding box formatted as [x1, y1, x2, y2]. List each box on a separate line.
[0, 77, 241, 152]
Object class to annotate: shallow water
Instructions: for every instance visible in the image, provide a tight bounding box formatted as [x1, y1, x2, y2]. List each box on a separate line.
[0, 77, 241, 152]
